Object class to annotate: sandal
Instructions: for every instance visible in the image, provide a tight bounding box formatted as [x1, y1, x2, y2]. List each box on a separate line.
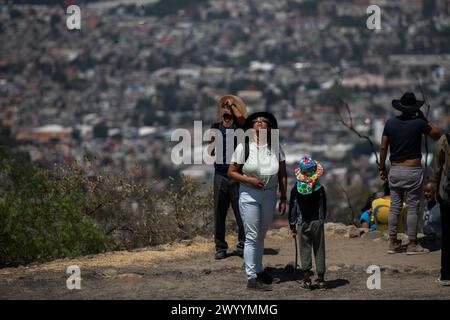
[301, 279, 313, 290]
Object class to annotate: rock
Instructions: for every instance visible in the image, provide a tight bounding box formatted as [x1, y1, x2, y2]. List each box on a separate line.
[265, 230, 275, 237]
[109, 273, 143, 280]
[180, 239, 192, 246]
[359, 227, 370, 234]
[102, 268, 118, 276]
[380, 265, 399, 274]
[325, 223, 348, 236]
[278, 227, 290, 234]
[327, 265, 342, 272]
[362, 231, 384, 240]
[157, 243, 171, 251]
[346, 225, 362, 238]
[397, 233, 409, 243]
[192, 235, 209, 243]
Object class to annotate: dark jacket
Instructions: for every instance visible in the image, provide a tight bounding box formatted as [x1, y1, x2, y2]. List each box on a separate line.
[288, 185, 327, 228]
[210, 121, 243, 175]
[432, 133, 450, 203]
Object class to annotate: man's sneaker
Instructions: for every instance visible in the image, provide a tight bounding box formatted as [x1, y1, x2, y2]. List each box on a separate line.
[257, 271, 280, 284]
[406, 243, 430, 255]
[387, 240, 402, 254]
[247, 278, 273, 291]
[436, 277, 450, 286]
[215, 251, 227, 260]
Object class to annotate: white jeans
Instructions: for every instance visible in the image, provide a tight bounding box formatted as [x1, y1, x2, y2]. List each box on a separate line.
[239, 184, 277, 280]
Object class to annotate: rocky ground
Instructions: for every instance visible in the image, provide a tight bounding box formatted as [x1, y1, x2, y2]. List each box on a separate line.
[0, 223, 449, 300]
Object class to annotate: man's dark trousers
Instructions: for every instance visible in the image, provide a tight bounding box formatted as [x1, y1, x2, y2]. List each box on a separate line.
[441, 200, 450, 280]
[213, 172, 245, 254]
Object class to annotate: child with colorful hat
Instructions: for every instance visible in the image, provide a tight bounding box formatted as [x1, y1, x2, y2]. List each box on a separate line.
[288, 157, 327, 290]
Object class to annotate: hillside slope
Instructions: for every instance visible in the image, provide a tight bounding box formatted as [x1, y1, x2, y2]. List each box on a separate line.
[0, 224, 448, 299]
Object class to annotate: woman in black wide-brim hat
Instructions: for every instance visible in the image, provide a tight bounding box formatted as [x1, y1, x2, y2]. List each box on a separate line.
[379, 92, 441, 255]
[228, 111, 287, 291]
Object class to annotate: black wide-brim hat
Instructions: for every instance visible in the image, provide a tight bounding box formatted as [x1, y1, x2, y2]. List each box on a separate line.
[244, 111, 278, 130]
[392, 92, 424, 113]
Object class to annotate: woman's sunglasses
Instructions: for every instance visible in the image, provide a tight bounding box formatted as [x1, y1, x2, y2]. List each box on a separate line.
[252, 117, 269, 124]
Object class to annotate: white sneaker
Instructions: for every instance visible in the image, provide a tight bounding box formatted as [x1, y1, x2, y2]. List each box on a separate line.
[406, 243, 430, 255]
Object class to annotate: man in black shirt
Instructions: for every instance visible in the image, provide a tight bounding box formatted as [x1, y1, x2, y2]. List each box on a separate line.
[209, 95, 247, 260]
[379, 92, 441, 255]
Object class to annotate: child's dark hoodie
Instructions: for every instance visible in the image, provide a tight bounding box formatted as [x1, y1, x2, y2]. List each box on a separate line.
[288, 185, 327, 227]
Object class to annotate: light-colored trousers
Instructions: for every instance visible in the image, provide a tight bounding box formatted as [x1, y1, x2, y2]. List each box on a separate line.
[388, 166, 423, 240]
[239, 184, 277, 280]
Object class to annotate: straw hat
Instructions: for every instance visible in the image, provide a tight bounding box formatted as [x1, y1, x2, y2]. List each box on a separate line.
[217, 95, 248, 120]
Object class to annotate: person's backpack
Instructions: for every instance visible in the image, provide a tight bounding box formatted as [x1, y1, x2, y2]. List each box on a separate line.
[242, 138, 282, 163]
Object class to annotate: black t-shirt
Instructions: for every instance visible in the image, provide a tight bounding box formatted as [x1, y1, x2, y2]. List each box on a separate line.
[382, 115, 431, 161]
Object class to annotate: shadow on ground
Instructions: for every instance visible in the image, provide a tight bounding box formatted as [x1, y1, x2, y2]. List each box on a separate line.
[263, 248, 279, 255]
[265, 266, 350, 289]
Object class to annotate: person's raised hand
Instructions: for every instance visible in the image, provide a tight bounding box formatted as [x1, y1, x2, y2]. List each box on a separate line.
[417, 109, 427, 121]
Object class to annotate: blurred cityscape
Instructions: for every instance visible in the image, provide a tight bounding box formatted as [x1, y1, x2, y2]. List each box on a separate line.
[1, 0, 450, 223]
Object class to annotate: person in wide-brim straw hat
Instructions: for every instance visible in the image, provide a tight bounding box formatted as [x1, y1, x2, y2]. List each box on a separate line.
[217, 95, 248, 127]
[209, 94, 249, 261]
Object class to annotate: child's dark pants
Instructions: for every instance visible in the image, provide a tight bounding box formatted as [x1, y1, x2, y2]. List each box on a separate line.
[298, 220, 326, 277]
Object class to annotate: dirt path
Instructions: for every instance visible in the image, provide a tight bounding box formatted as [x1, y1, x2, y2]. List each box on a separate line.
[1, 228, 449, 300]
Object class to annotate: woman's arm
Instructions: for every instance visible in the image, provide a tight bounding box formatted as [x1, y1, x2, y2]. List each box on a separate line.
[428, 123, 441, 141]
[228, 163, 264, 188]
[230, 105, 246, 127]
[278, 160, 287, 215]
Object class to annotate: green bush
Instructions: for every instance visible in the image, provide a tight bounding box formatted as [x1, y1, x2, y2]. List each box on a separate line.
[0, 148, 110, 267]
[0, 147, 215, 267]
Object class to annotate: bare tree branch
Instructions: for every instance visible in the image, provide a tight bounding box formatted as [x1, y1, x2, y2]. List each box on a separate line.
[337, 98, 380, 167]
[337, 181, 356, 225]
